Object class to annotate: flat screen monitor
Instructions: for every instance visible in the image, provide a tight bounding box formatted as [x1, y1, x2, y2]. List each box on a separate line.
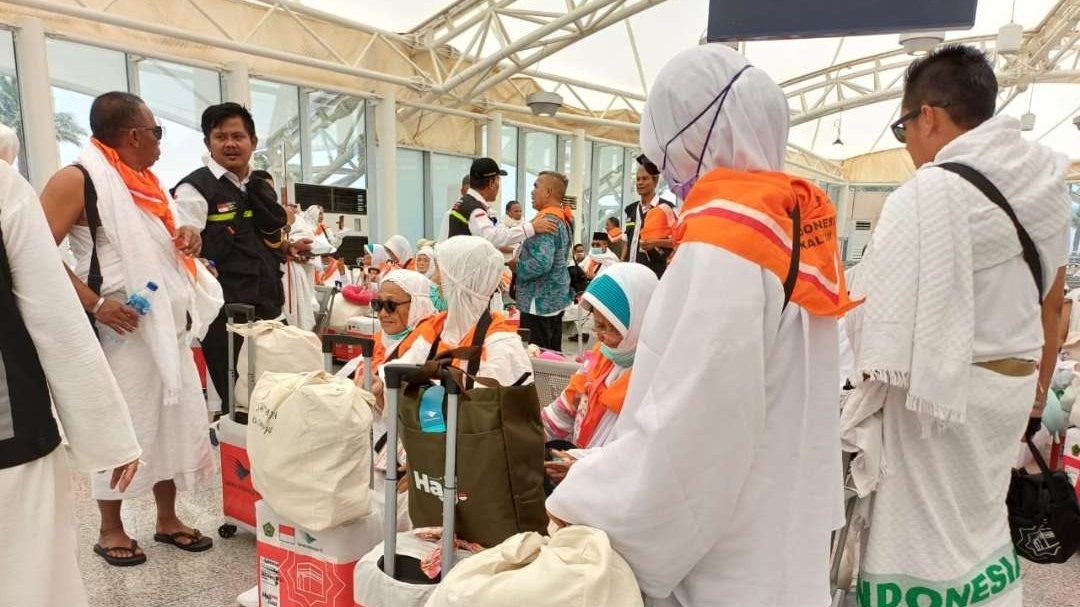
[707, 0, 977, 42]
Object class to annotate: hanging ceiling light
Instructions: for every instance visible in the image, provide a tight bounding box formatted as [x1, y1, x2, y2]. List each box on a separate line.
[1020, 84, 1037, 132]
[998, 1, 1024, 54]
[832, 118, 844, 146]
[526, 91, 563, 117]
[899, 32, 946, 55]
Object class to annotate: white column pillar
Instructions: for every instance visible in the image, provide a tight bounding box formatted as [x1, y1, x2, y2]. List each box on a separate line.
[14, 17, 59, 191]
[375, 91, 397, 240]
[225, 61, 251, 107]
[570, 128, 586, 231]
[486, 111, 503, 210]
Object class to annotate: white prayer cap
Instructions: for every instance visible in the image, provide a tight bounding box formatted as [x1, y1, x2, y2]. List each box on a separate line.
[0, 124, 20, 165]
[640, 45, 789, 191]
[384, 234, 414, 265]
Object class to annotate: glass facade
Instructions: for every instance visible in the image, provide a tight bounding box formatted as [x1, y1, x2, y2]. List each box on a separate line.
[396, 148, 424, 244]
[0, 30, 25, 176]
[136, 57, 222, 187]
[308, 90, 366, 188]
[250, 78, 301, 187]
[47, 39, 128, 167]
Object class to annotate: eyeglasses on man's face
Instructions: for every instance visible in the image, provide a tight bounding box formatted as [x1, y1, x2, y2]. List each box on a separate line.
[890, 102, 949, 144]
[127, 125, 165, 141]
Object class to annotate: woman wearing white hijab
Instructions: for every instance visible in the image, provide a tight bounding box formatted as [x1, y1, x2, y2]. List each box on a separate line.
[364, 243, 390, 278]
[384, 234, 415, 270]
[372, 269, 436, 372]
[0, 124, 19, 165]
[546, 45, 853, 607]
[542, 263, 658, 479]
[415, 245, 436, 279]
[392, 236, 531, 387]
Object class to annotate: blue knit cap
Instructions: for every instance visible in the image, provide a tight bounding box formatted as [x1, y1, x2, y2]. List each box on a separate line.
[583, 273, 631, 335]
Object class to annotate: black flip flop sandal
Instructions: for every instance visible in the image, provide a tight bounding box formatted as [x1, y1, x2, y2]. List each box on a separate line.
[93, 540, 147, 567]
[153, 529, 213, 553]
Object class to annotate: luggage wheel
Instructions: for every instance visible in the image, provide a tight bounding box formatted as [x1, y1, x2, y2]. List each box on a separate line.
[218, 523, 238, 539]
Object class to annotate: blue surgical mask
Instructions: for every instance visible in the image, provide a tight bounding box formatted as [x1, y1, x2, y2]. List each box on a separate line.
[659, 64, 751, 201]
[600, 344, 635, 368]
[430, 283, 448, 312]
[590, 247, 604, 256]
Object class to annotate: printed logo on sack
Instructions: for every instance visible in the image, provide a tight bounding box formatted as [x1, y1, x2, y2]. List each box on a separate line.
[857, 548, 1022, 607]
[1017, 524, 1062, 559]
[279, 525, 296, 546]
[262, 523, 275, 538]
[230, 458, 251, 481]
[413, 471, 468, 502]
[301, 531, 318, 547]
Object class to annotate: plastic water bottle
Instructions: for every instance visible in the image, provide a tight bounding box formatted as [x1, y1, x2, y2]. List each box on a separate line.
[125, 281, 158, 316]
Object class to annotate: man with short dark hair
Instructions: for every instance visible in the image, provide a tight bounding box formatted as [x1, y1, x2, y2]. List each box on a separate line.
[512, 171, 574, 350]
[504, 200, 524, 228]
[624, 160, 676, 276]
[850, 45, 1069, 603]
[40, 91, 222, 566]
[440, 156, 557, 244]
[173, 102, 310, 416]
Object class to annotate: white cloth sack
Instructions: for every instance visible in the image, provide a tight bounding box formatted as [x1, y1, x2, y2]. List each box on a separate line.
[354, 533, 475, 607]
[247, 370, 375, 531]
[330, 294, 369, 330]
[231, 320, 323, 411]
[424, 527, 643, 607]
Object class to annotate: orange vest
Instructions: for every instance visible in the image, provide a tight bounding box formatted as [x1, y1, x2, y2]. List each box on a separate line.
[676, 168, 856, 317]
[568, 345, 632, 447]
[639, 202, 676, 241]
[316, 259, 345, 285]
[373, 329, 423, 373]
[537, 206, 574, 229]
[607, 227, 624, 241]
[413, 311, 519, 364]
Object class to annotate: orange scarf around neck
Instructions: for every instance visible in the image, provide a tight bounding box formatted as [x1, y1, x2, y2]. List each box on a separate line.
[537, 206, 574, 228]
[92, 138, 196, 277]
[576, 345, 632, 447]
[676, 168, 856, 318]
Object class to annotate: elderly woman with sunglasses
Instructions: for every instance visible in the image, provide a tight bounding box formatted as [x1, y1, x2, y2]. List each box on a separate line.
[370, 269, 437, 377]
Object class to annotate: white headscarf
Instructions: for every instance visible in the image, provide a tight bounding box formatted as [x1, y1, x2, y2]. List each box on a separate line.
[640, 45, 788, 195]
[0, 124, 19, 165]
[384, 235, 414, 267]
[381, 269, 436, 331]
[581, 263, 659, 363]
[365, 243, 389, 269]
[435, 236, 505, 345]
[416, 246, 436, 279]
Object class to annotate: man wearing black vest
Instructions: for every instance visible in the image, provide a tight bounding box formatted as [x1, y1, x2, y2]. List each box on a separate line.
[439, 156, 557, 244]
[623, 157, 676, 277]
[173, 103, 310, 415]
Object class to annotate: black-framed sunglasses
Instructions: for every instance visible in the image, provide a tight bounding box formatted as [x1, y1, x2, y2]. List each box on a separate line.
[371, 298, 410, 314]
[890, 102, 949, 144]
[127, 125, 165, 141]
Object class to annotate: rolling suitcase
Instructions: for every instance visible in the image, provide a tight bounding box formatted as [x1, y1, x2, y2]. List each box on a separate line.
[353, 364, 475, 607]
[218, 303, 260, 539]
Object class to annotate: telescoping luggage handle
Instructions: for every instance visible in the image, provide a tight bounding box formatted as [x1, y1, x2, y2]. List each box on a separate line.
[383, 364, 463, 578]
[321, 334, 375, 386]
[225, 303, 256, 422]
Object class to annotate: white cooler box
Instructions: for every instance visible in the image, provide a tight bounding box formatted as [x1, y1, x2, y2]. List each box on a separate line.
[219, 416, 260, 535]
[353, 533, 474, 607]
[347, 316, 380, 337]
[257, 500, 382, 607]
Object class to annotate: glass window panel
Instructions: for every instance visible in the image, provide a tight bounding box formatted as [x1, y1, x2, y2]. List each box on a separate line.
[309, 91, 366, 188]
[431, 152, 472, 236]
[396, 148, 424, 244]
[0, 30, 27, 177]
[47, 39, 127, 167]
[500, 125, 517, 204]
[522, 131, 557, 222]
[593, 144, 624, 236]
[136, 58, 221, 187]
[250, 78, 301, 187]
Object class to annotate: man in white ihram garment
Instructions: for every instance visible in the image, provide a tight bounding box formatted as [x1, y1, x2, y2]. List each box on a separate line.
[546, 45, 856, 607]
[39, 92, 223, 566]
[0, 127, 142, 607]
[844, 46, 1069, 607]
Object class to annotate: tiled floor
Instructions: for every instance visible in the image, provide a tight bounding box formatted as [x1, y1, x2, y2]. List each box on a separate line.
[73, 434, 1080, 606]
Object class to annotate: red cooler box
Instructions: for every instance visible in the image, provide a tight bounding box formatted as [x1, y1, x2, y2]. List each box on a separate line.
[257, 500, 382, 607]
[220, 417, 261, 535]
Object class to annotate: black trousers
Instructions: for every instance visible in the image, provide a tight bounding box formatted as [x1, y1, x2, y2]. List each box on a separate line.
[520, 311, 564, 352]
[202, 304, 281, 414]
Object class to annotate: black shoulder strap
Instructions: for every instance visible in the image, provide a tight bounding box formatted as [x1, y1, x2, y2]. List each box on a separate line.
[938, 162, 1044, 303]
[71, 164, 102, 297]
[465, 310, 493, 389]
[782, 202, 801, 311]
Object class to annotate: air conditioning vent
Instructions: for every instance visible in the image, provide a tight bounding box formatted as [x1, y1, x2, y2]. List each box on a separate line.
[294, 183, 367, 215]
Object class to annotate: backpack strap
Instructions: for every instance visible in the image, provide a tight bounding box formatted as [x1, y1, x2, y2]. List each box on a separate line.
[71, 164, 102, 331]
[937, 162, 1044, 303]
[464, 310, 493, 389]
[782, 202, 801, 311]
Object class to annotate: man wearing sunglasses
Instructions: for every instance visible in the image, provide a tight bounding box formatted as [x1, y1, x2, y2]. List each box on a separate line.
[848, 45, 1070, 605]
[40, 91, 222, 566]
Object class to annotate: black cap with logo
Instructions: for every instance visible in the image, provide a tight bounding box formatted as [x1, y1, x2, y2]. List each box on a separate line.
[470, 157, 508, 180]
